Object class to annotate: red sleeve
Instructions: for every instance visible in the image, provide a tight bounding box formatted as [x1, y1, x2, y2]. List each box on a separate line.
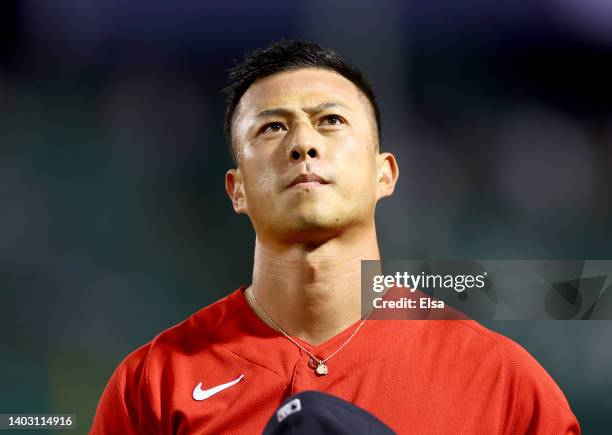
[498, 339, 580, 435]
[90, 344, 157, 435]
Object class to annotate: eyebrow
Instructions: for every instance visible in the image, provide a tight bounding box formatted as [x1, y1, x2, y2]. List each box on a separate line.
[254, 102, 348, 119]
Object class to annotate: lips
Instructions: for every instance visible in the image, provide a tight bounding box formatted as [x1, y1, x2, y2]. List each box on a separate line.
[288, 173, 329, 187]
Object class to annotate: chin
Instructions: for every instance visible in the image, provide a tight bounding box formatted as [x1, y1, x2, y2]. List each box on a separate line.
[290, 208, 342, 228]
[278, 213, 345, 243]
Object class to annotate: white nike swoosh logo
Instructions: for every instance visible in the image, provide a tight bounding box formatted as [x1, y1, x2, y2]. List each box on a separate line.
[192, 374, 245, 401]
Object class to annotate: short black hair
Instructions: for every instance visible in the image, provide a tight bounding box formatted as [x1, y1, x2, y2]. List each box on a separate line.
[222, 39, 381, 163]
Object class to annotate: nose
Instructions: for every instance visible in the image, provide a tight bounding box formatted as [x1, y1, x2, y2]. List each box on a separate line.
[287, 123, 321, 162]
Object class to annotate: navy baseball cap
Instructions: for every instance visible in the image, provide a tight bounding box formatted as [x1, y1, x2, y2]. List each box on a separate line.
[262, 390, 396, 434]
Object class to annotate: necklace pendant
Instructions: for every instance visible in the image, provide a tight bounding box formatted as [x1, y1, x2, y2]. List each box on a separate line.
[315, 363, 328, 376]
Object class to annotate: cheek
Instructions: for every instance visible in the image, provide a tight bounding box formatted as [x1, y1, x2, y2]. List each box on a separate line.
[244, 168, 273, 199]
[346, 168, 377, 199]
[241, 157, 280, 205]
[333, 143, 378, 190]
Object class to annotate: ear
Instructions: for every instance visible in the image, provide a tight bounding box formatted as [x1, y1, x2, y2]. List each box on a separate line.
[225, 168, 248, 214]
[375, 152, 399, 200]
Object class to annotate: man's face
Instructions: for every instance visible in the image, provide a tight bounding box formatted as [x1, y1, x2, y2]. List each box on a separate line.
[226, 68, 397, 243]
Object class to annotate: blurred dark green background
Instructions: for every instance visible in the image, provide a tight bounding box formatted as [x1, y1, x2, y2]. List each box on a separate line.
[1, 1, 611, 433]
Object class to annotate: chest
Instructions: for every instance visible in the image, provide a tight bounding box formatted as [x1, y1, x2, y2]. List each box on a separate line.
[152, 351, 503, 434]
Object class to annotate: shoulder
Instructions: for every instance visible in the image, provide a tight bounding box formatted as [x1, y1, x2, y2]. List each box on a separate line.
[421, 320, 580, 434]
[91, 289, 246, 433]
[111, 287, 245, 383]
[420, 319, 543, 361]
[422, 319, 564, 388]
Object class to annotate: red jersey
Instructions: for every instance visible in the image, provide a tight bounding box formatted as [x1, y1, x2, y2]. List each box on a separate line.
[90, 287, 580, 434]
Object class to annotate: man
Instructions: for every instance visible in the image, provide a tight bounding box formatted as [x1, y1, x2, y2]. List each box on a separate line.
[90, 40, 580, 434]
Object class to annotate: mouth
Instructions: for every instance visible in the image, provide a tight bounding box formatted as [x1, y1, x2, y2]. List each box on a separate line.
[288, 173, 330, 188]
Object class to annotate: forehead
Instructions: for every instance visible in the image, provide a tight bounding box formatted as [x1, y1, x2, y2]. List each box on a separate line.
[234, 68, 370, 121]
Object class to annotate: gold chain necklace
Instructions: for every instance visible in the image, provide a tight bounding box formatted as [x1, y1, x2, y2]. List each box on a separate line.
[248, 287, 373, 376]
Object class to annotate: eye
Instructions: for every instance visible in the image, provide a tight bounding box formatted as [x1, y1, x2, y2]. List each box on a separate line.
[320, 114, 346, 126]
[260, 122, 286, 135]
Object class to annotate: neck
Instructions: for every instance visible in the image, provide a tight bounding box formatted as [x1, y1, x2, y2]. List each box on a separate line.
[246, 224, 380, 346]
